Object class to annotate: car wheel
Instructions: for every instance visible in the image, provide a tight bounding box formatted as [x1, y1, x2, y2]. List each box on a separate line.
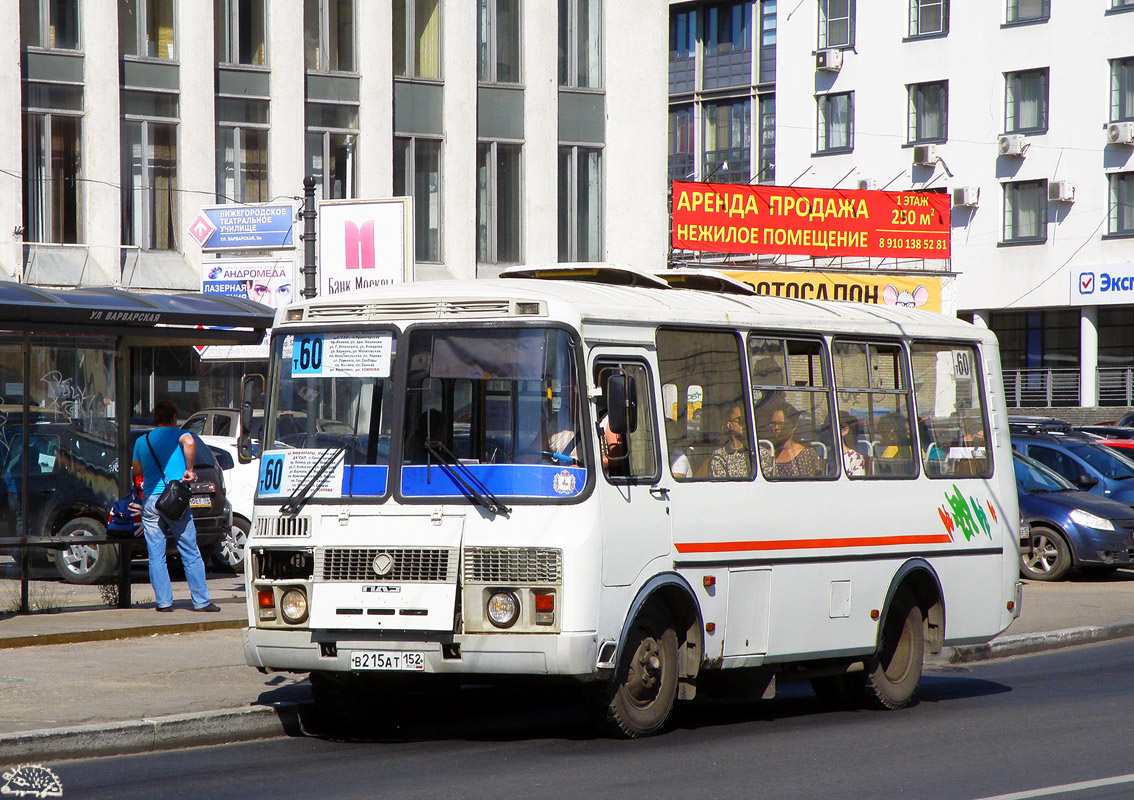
[1021, 525, 1072, 581]
[211, 515, 250, 573]
[53, 517, 119, 585]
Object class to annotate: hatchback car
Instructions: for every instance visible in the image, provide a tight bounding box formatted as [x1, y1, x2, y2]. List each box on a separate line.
[1011, 430, 1134, 507]
[50, 428, 231, 584]
[1014, 450, 1134, 581]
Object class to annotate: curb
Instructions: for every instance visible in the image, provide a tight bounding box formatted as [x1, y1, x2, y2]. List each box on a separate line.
[0, 618, 245, 649]
[938, 622, 1134, 664]
[0, 703, 307, 763]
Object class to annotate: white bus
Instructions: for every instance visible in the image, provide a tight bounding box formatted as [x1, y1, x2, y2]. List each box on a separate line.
[241, 266, 1022, 737]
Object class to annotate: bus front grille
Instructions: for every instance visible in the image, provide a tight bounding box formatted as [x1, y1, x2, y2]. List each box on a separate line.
[254, 516, 311, 538]
[463, 547, 563, 584]
[318, 547, 458, 583]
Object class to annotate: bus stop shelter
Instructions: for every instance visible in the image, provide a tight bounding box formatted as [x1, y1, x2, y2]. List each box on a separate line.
[0, 282, 274, 613]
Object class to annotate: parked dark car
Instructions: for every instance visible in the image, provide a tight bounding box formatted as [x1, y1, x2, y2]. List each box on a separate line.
[1014, 450, 1134, 581]
[26, 425, 231, 584]
[1077, 425, 1134, 440]
[1010, 428, 1134, 507]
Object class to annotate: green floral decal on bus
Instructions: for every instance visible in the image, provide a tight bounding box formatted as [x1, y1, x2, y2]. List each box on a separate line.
[938, 484, 997, 541]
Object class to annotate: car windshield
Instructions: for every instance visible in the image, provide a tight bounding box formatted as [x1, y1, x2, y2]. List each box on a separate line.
[1067, 441, 1134, 480]
[1014, 453, 1075, 493]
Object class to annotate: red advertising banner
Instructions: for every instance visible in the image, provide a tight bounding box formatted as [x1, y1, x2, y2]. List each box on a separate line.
[671, 181, 951, 260]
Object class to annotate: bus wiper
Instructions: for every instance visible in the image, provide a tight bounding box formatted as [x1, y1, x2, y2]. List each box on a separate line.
[423, 440, 512, 516]
[280, 445, 346, 515]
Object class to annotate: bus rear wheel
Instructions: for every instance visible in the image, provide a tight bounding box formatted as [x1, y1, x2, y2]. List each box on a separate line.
[858, 594, 925, 710]
[604, 612, 679, 738]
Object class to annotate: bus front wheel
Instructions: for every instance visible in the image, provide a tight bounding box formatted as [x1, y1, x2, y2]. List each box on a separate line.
[859, 593, 925, 710]
[604, 612, 679, 738]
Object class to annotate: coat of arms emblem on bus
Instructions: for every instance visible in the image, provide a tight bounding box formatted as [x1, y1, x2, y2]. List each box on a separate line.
[552, 470, 577, 496]
[938, 484, 997, 542]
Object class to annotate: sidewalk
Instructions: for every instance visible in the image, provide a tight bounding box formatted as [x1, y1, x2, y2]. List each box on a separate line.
[3, 566, 1134, 763]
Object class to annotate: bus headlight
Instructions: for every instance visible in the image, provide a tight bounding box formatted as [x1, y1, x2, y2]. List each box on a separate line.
[486, 591, 519, 628]
[280, 587, 309, 624]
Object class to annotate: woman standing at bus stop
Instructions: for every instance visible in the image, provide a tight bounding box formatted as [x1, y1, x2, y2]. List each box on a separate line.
[131, 401, 219, 613]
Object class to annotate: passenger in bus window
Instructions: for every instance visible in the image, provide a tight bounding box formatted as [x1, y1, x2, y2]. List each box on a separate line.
[839, 412, 866, 477]
[709, 404, 752, 479]
[762, 400, 821, 478]
[665, 418, 692, 478]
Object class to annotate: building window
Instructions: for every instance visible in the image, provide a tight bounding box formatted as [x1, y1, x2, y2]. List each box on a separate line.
[304, 0, 355, 72]
[393, 0, 441, 79]
[21, 0, 79, 49]
[669, 7, 695, 94]
[909, 0, 947, 37]
[1109, 173, 1134, 235]
[818, 0, 853, 49]
[476, 142, 522, 264]
[22, 113, 82, 244]
[215, 0, 266, 66]
[121, 118, 178, 251]
[394, 137, 441, 262]
[1112, 58, 1134, 121]
[216, 98, 269, 203]
[306, 100, 358, 201]
[478, 0, 521, 84]
[758, 94, 775, 183]
[703, 99, 750, 182]
[817, 91, 853, 153]
[908, 80, 947, 143]
[668, 105, 694, 183]
[1005, 68, 1048, 134]
[558, 0, 602, 88]
[120, 0, 176, 59]
[759, 0, 777, 84]
[558, 145, 601, 262]
[704, 1, 752, 90]
[1113, 0, 1134, 9]
[1003, 180, 1047, 244]
[1007, 0, 1049, 22]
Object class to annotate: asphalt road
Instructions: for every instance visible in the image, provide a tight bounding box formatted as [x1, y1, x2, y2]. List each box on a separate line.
[35, 637, 1134, 800]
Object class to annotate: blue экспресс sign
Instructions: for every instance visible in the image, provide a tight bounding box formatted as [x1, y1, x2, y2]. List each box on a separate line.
[190, 204, 296, 250]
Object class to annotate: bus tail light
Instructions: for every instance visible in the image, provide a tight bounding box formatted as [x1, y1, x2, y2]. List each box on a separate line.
[534, 591, 555, 625]
[257, 588, 276, 621]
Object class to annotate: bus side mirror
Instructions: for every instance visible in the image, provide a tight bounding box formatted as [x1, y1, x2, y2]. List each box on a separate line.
[606, 372, 638, 435]
[237, 374, 262, 464]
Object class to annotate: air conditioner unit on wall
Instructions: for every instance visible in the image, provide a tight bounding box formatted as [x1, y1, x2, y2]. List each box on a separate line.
[998, 134, 1027, 156]
[952, 186, 979, 207]
[1107, 121, 1134, 145]
[912, 144, 937, 166]
[816, 48, 843, 72]
[1048, 180, 1075, 202]
[857, 178, 878, 191]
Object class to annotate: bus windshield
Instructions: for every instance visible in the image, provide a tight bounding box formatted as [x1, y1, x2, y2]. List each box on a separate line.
[400, 326, 586, 501]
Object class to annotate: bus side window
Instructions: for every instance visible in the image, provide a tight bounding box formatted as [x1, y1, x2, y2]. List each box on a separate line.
[909, 342, 992, 479]
[595, 361, 659, 482]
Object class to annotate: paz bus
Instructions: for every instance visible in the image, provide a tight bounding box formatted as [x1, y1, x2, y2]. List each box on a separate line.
[240, 265, 1022, 737]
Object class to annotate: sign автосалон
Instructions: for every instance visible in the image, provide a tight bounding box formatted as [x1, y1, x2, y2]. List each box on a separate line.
[671, 181, 950, 260]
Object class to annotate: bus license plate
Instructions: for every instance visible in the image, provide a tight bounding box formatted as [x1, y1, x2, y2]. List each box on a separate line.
[189, 495, 211, 508]
[350, 651, 425, 671]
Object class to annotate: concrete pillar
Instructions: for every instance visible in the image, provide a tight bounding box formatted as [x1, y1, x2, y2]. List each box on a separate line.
[269, 3, 305, 213]
[522, 0, 557, 268]
[0, 0, 21, 279]
[1081, 306, 1098, 407]
[178, 0, 216, 285]
[439, 0, 477, 280]
[82, 0, 122, 285]
[356, 1, 393, 199]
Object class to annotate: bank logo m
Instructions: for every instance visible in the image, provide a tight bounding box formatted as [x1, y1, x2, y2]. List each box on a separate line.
[345, 220, 376, 270]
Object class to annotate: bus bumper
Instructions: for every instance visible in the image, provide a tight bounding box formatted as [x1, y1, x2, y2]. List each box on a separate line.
[243, 627, 600, 678]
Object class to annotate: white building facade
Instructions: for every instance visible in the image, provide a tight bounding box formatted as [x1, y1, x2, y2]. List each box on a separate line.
[671, 0, 1134, 410]
[5, 0, 668, 411]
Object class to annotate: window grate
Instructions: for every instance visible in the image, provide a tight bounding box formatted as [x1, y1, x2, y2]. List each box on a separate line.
[463, 547, 563, 584]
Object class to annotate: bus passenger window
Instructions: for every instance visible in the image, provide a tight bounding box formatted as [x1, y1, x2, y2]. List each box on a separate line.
[748, 337, 839, 480]
[910, 342, 991, 478]
[833, 340, 917, 479]
[656, 329, 750, 481]
[595, 362, 658, 481]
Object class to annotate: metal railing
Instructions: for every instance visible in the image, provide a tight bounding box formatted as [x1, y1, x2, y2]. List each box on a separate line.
[1003, 368, 1080, 407]
[1098, 367, 1134, 406]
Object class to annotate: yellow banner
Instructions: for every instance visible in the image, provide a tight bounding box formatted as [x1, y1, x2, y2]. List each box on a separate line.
[724, 270, 943, 314]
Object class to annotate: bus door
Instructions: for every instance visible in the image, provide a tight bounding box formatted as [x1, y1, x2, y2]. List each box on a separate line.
[591, 352, 670, 587]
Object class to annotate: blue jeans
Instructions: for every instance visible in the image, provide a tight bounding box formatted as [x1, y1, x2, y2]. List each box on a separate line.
[141, 493, 211, 609]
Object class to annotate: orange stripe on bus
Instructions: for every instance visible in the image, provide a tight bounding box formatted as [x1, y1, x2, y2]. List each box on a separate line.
[674, 533, 956, 554]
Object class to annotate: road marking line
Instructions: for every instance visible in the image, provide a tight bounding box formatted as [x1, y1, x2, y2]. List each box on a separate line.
[973, 773, 1134, 799]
